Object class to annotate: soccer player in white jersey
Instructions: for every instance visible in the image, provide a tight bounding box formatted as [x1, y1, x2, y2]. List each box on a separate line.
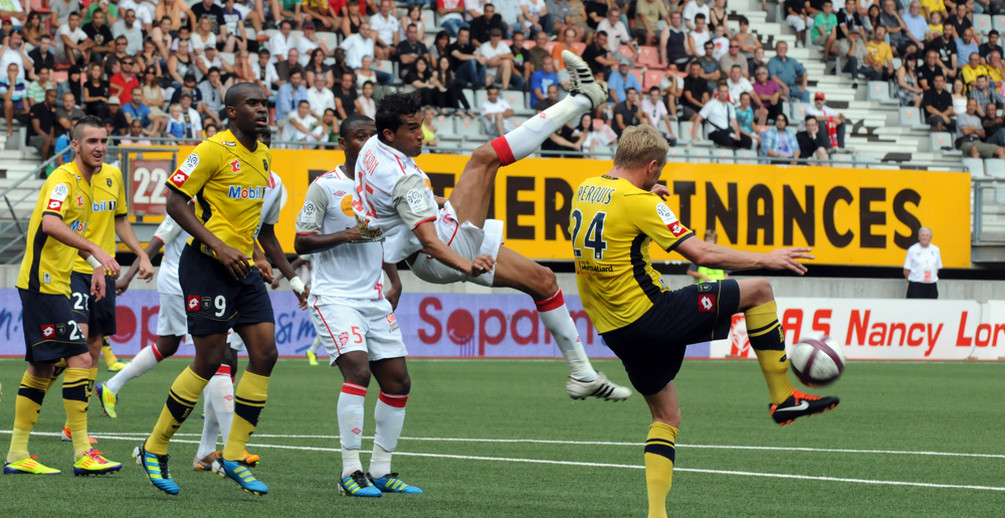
[354, 51, 629, 400]
[296, 115, 421, 498]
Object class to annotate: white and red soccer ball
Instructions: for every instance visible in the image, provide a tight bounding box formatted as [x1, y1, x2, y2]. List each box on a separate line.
[790, 335, 846, 387]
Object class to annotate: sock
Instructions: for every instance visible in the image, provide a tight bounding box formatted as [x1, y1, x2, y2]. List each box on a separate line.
[491, 94, 592, 165]
[6, 371, 49, 463]
[106, 344, 163, 395]
[308, 336, 323, 355]
[745, 302, 795, 405]
[338, 383, 366, 477]
[101, 343, 119, 368]
[222, 371, 269, 461]
[63, 368, 91, 460]
[536, 290, 597, 382]
[196, 367, 233, 459]
[146, 367, 208, 456]
[87, 366, 98, 395]
[369, 392, 407, 478]
[644, 422, 678, 518]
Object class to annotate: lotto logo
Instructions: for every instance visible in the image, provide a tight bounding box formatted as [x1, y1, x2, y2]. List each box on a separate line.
[170, 171, 190, 187]
[668, 222, 687, 237]
[41, 324, 55, 337]
[187, 295, 200, 311]
[698, 294, 716, 312]
[47, 199, 62, 210]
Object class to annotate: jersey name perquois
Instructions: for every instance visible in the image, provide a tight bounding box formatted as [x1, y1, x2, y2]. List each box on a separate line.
[166, 129, 272, 257]
[570, 175, 694, 334]
[352, 136, 438, 263]
[17, 163, 94, 295]
[71, 164, 128, 274]
[298, 166, 386, 299]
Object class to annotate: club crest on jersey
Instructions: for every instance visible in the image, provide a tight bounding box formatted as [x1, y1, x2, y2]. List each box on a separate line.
[55, 323, 65, 336]
[106, 178, 113, 187]
[228, 185, 264, 199]
[337, 332, 350, 348]
[201, 297, 212, 311]
[698, 294, 716, 312]
[187, 295, 200, 312]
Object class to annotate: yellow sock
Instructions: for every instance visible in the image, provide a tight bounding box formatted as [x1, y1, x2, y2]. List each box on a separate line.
[146, 367, 208, 456]
[745, 302, 794, 405]
[62, 368, 91, 460]
[87, 366, 98, 394]
[7, 371, 49, 463]
[223, 371, 270, 461]
[101, 344, 119, 368]
[644, 422, 678, 518]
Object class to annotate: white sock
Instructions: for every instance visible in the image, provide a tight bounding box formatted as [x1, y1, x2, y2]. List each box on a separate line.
[369, 392, 407, 478]
[104, 343, 163, 394]
[491, 94, 592, 165]
[308, 335, 323, 355]
[536, 290, 597, 382]
[196, 371, 233, 459]
[338, 383, 366, 477]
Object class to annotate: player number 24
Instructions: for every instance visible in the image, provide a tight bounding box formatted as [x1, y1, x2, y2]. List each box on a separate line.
[570, 210, 607, 260]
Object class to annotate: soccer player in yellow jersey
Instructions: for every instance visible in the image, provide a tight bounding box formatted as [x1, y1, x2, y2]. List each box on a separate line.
[4, 116, 122, 476]
[134, 83, 307, 496]
[570, 126, 840, 518]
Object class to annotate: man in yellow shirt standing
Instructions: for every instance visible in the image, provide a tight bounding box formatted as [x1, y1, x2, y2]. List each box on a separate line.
[4, 116, 122, 476]
[570, 125, 839, 518]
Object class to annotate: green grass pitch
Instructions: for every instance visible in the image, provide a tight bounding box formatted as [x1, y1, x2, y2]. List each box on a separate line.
[0, 357, 1001, 517]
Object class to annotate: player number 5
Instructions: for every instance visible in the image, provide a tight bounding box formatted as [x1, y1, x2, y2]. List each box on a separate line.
[570, 209, 608, 260]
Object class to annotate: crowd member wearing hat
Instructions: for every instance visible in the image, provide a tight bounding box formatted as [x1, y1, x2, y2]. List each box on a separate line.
[105, 95, 130, 136]
[295, 20, 332, 68]
[608, 55, 642, 105]
[805, 92, 847, 149]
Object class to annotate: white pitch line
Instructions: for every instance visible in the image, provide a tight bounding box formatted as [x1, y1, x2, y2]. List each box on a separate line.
[17, 432, 1005, 492]
[38, 431, 1005, 460]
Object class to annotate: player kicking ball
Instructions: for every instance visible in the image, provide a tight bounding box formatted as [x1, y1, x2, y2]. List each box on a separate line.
[296, 115, 422, 498]
[570, 126, 839, 518]
[4, 116, 122, 476]
[354, 51, 629, 401]
[134, 84, 307, 496]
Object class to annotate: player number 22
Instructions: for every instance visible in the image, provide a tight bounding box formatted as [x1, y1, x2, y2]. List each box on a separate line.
[570, 209, 607, 260]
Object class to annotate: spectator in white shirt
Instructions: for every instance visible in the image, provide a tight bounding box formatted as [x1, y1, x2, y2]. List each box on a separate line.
[369, 0, 400, 60]
[306, 72, 335, 119]
[691, 82, 753, 149]
[479, 28, 524, 90]
[641, 86, 677, 143]
[596, 7, 633, 56]
[480, 84, 516, 137]
[290, 99, 324, 142]
[340, 21, 376, 69]
[903, 226, 942, 299]
[251, 48, 280, 95]
[296, 21, 331, 68]
[681, 0, 711, 31]
[269, 19, 295, 62]
[726, 65, 756, 108]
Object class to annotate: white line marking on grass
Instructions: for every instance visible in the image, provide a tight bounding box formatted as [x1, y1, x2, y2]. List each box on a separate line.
[15, 431, 1004, 460]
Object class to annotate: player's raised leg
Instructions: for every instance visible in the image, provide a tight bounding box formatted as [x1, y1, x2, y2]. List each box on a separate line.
[736, 279, 839, 425]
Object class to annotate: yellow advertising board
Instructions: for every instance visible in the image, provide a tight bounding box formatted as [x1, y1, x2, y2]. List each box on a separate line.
[167, 146, 972, 268]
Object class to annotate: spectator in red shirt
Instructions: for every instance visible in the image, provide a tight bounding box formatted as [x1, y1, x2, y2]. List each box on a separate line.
[109, 56, 140, 104]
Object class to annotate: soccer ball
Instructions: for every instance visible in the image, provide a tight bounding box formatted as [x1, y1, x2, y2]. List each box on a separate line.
[789, 335, 846, 387]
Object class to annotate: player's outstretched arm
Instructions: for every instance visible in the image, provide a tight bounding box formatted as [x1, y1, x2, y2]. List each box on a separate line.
[259, 222, 309, 309]
[382, 261, 402, 310]
[411, 221, 494, 277]
[166, 189, 251, 280]
[42, 213, 120, 276]
[114, 215, 155, 281]
[117, 236, 165, 295]
[293, 226, 363, 254]
[676, 238, 814, 275]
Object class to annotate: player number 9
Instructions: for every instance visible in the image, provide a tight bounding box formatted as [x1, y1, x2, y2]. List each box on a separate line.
[214, 295, 226, 317]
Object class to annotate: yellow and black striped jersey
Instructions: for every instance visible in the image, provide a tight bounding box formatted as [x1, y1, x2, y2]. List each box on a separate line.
[71, 164, 128, 274]
[17, 163, 94, 295]
[166, 129, 272, 258]
[570, 175, 694, 333]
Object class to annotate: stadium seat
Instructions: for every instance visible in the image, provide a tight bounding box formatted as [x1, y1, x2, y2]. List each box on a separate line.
[689, 147, 712, 163]
[436, 116, 461, 140]
[790, 101, 808, 121]
[317, 31, 339, 49]
[974, 14, 993, 36]
[677, 122, 696, 145]
[831, 153, 854, 167]
[867, 81, 897, 105]
[628, 68, 643, 87]
[899, 107, 927, 130]
[571, 42, 587, 55]
[504, 90, 529, 114]
[616, 44, 635, 58]
[929, 132, 954, 152]
[474, 89, 488, 106]
[219, 52, 236, 65]
[463, 88, 476, 109]
[961, 157, 985, 177]
[666, 146, 688, 162]
[735, 149, 760, 164]
[711, 148, 735, 163]
[643, 69, 665, 90]
[637, 46, 663, 69]
[591, 144, 615, 158]
[984, 158, 1005, 178]
[854, 154, 878, 166]
[543, 41, 558, 53]
[993, 14, 1005, 34]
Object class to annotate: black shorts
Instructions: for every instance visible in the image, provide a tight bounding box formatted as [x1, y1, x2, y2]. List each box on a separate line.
[69, 271, 117, 337]
[602, 280, 741, 395]
[178, 244, 275, 335]
[18, 288, 89, 363]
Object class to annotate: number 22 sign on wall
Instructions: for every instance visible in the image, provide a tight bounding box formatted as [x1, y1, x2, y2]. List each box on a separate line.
[131, 160, 173, 215]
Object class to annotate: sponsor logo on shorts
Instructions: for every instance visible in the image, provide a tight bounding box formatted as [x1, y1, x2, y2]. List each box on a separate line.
[698, 294, 716, 312]
[41, 324, 55, 338]
[55, 323, 66, 336]
[187, 295, 200, 312]
[387, 313, 399, 331]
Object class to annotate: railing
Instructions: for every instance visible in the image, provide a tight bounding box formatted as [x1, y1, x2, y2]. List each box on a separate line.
[0, 152, 63, 263]
[972, 178, 1005, 244]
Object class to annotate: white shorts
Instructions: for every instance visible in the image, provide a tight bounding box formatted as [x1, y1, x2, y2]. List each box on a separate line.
[227, 330, 245, 351]
[156, 293, 188, 337]
[409, 201, 504, 287]
[786, 14, 814, 32]
[309, 295, 406, 364]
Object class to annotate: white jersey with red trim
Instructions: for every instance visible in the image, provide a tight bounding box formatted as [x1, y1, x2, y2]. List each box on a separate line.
[256, 171, 284, 237]
[153, 214, 191, 296]
[298, 166, 386, 300]
[353, 135, 436, 263]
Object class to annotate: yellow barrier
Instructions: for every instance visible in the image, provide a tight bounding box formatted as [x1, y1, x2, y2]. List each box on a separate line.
[166, 147, 972, 268]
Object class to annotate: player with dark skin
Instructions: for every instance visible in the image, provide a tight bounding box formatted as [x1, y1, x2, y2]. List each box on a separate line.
[164, 83, 307, 382]
[294, 117, 409, 398]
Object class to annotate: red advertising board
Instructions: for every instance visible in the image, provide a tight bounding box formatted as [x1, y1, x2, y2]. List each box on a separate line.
[130, 159, 173, 215]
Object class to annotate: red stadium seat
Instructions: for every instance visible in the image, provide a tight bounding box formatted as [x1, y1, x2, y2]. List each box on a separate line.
[616, 44, 635, 58]
[628, 68, 643, 85]
[571, 42, 587, 55]
[643, 69, 666, 90]
[637, 46, 663, 69]
[543, 41, 558, 53]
